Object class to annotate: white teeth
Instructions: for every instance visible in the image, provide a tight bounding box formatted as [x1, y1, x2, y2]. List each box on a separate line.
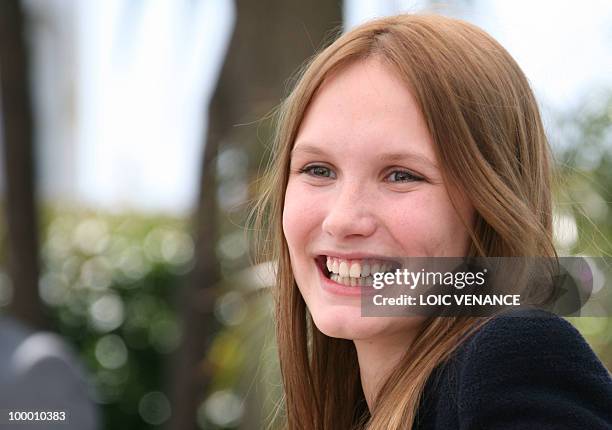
[324, 256, 397, 284]
[339, 261, 349, 277]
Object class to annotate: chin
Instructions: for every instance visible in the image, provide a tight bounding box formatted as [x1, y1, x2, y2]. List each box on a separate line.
[310, 308, 391, 340]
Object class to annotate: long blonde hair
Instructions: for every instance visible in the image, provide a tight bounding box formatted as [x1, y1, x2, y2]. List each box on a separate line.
[250, 14, 557, 429]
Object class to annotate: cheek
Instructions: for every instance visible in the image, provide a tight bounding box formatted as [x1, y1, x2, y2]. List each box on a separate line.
[388, 190, 473, 256]
[282, 182, 301, 245]
[282, 181, 322, 252]
[282, 182, 325, 305]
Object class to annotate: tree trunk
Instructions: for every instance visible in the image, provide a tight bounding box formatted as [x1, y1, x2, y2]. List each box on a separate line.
[0, 0, 47, 330]
[168, 1, 342, 429]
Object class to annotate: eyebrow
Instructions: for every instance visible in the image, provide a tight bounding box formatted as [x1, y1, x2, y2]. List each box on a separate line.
[291, 143, 439, 169]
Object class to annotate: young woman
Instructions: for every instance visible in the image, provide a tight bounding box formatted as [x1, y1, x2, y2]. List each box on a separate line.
[250, 14, 612, 429]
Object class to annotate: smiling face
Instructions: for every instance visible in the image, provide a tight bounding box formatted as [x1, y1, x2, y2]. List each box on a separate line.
[282, 57, 475, 340]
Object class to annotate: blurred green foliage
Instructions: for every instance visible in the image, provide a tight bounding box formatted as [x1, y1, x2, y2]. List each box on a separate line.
[35, 206, 281, 429]
[553, 90, 612, 370]
[40, 207, 192, 429]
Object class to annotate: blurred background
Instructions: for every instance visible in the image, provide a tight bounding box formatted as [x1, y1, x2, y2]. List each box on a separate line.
[0, 0, 610, 429]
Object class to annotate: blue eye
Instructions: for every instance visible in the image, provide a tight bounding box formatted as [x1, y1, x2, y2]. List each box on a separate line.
[299, 165, 336, 179]
[386, 170, 423, 183]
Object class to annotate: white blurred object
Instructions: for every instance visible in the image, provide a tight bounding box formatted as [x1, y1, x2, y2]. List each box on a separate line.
[0, 315, 99, 429]
[24, 0, 234, 215]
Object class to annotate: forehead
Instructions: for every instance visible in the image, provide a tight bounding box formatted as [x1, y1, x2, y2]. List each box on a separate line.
[294, 57, 436, 160]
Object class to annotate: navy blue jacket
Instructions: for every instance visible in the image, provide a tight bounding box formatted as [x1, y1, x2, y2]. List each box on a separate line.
[414, 309, 612, 429]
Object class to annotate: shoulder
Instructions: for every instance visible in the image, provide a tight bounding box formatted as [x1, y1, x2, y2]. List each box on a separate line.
[457, 308, 607, 375]
[451, 309, 612, 429]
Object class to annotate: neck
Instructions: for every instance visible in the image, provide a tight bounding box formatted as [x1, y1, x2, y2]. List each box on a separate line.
[353, 329, 419, 411]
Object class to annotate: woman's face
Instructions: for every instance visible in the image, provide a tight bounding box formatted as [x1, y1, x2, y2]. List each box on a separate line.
[282, 57, 475, 340]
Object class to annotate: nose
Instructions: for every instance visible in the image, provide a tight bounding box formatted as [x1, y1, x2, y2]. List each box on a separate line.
[321, 181, 378, 239]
